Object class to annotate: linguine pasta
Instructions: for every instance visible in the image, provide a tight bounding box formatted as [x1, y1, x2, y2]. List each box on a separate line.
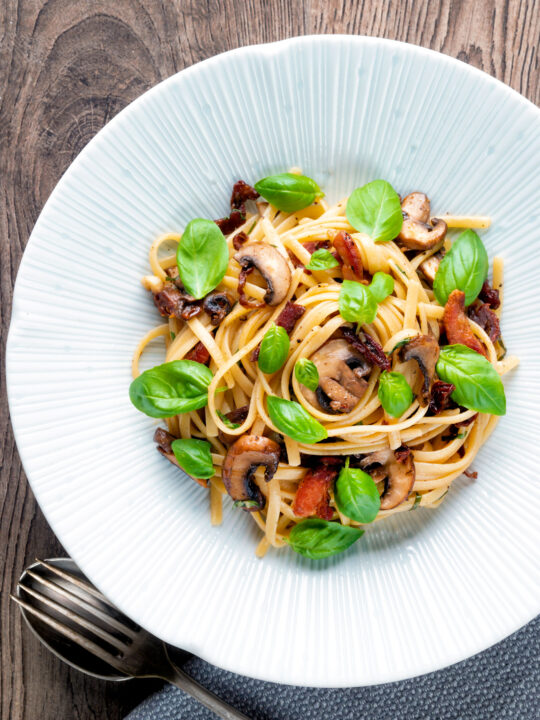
[131, 174, 517, 559]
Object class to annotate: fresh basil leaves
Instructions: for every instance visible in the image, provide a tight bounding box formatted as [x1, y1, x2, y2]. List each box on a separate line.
[436, 344, 506, 415]
[129, 360, 213, 418]
[267, 396, 327, 443]
[258, 324, 290, 374]
[176, 218, 229, 299]
[378, 371, 414, 418]
[335, 459, 380, 523]
[171, 438, 214, 479]
[433, 230, 488, 306]
[287, 518, 364, 559]
[294, 358, 319, 391]
[305, 248, 339, 271]
[254, 173, 323, 213]
[346, 180, 403, 243]
[338, 272, 394, 324]
[216, 410, 240, 429]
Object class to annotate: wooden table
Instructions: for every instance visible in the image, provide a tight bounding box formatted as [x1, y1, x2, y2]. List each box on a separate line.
[1, 2, 538, 718]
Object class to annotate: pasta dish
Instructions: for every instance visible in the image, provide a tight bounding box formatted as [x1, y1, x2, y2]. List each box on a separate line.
[130, 171, 517, 559]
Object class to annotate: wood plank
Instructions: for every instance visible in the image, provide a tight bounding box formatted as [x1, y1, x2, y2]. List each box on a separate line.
[1, 1, 538, 718]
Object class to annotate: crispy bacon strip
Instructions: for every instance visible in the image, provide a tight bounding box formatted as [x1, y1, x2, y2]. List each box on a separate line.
[341, 327, 391, 371]
[333, 231, 363, 282]
[292, 463, 339, 520]
[215, 209, 245, 235]
[428, 381, 456, 415]
[468, 301, 501, 343]
[464, 469, 478, 479]
[478, 280, 500, 309]
[251, 301, 305, 361]
[185, 341, 210, 365]
[230, 180, 259, 210]
[443, 290, 487, 357]
[233, 231, 249, 251]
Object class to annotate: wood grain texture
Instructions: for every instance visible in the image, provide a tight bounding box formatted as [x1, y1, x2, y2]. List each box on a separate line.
[1, 1, 538, 718]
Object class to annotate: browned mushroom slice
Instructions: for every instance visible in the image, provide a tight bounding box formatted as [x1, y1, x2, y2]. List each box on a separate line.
[398, 192, 447, 250]
[301, 339, 370, 414]
[221, 435, 281, 510]
[419, 251, 444, 286]
[234, 243, 292, 306]
[400, 335, 440, 406]
[202, 291, 233, 325]
[360, 446, 415, 510]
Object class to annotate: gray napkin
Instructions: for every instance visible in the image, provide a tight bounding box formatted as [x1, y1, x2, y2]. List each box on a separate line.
[126, 615, 539, 720]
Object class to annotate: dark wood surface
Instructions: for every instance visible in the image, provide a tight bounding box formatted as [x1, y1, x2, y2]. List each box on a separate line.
[1, 1, 538, 718]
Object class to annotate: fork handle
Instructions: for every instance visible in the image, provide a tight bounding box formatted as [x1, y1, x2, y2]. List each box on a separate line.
[161, 660, 252, 720]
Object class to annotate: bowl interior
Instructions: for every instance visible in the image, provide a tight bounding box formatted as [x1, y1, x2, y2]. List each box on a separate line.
[7, 36, 540, 686]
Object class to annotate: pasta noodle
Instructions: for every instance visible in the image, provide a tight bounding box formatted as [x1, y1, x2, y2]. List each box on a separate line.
[132, 179, 517, 558]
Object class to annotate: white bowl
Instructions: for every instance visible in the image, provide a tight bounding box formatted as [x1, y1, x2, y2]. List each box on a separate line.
[7, 35, 540, 687]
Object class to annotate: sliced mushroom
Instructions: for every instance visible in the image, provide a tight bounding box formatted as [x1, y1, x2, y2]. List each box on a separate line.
[398, 192, 447, 250]
[221, 435, 281, 510]
[234, 243, 292, 306]
[419, 250, 444, 286]
[360, 445, 415, 510]
[301, 339, 370, 414]
[400, 335, 440, 406]
[202, 291, 232, 325]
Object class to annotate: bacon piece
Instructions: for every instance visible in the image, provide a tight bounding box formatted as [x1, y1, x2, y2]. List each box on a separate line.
[233, 231, 249, 251]
[428, 381, 456, 415]
[180, 303, 202, 320]
[303, 240, 330, 254]
[153, 286, 188, 319]
[185, 341, 210, 365]
[478, 280, 500, 310]
[287, 249, 305, 269]
[468, 301, 501, 343]
[292, 463, 339, 520]
[455, 413, 478, 427]
[341, 327, 391, 371]
[230, 180, 259, 210]
[217, 405, 250, 445]
[443, 290, 487, 357]
[464, 469, 478, 479]
[215, 209, 245, 235]
[250, 301, 305, 361]
[333, 231, 363, 282]
[237, 266, 265, 309]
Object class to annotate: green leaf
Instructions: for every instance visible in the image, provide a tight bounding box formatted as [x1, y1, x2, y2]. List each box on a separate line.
[378, 370, 414, 418]
[346, 180, 403, 243]
[411, 493, 422, 510]
[171, 438, 214, 479]
[287, 519, 364, 559]
[433, 230, 488, 306]
[254, 173, 323, 212]
[387, 337, 410, 356]
[258, 324, 290, 374]
[436, 344, 506, 415]
[129, 360, 213, 418]
[305, 249, 339, 271]
[176, 218, 229, 299]
[369, 271, 394, 303]
[335, 459, 380, 523]
[267, 396, 327, 443]
[339, 280, 378, 324]
[216, 410, 240, 429]
[294, 358, 319, 391]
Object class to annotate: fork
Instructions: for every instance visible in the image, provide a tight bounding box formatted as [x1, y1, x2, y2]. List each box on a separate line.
[12, 558, 251, 720]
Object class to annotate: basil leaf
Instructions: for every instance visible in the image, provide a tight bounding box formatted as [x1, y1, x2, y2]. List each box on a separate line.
[433, 230, 488, 306]
[176, 218, 229, 299]
[267, 396, 327, 443]
[129, 360, 213, 418]
[387, 337, 410, 356]
[171, 438, 214, 479]
[305, 249, 339, 271]
[294, 358, 319, 391]
[258, 324, 290, 374]
[436, 344, 506, 415]
[254, 173, 323, 212]
[335, 459, 380, 523]
[287, 519, 364, 559]
[369, 271, 394, 303]
[378, 371, 414, 418]
[346, 180, 403, 243]
[339, 280, 378, 324]
[411, 493, 422, 510]
[216, 410, 240, 429]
